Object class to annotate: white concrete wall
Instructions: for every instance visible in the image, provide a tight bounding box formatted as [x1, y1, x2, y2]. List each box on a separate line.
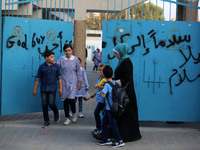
[73, 0, 142, 20]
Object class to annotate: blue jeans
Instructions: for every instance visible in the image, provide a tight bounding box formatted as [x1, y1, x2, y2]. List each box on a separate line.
[94, 102, 105, 130]
[102, 110, 122, 142]
[41, 91, 59, 122]
[64, 98, 76, 118]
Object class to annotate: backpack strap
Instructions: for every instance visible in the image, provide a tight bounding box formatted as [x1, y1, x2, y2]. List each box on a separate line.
[106, 81, 115, 87]
[105, 95, 112, 111]
[105, 81, 114, 110]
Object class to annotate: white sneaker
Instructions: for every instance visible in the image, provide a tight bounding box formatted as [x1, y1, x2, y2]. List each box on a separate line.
[69, 111, 72, 117]
[63, 118, 71, 125]
[72, 113, 77, 122]
[78, 112, 84, 118]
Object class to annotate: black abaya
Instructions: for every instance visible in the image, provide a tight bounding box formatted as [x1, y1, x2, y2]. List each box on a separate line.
[114, 57, 142, 142]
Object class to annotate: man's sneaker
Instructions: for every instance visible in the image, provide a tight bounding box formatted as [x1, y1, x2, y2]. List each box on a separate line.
[111, 140, 125, 148]
[72, 113, 77, 122]
[42, 121, 50, 128]
[78, 112, 84, 118]
[54, 111, 60, 123]
[63, 118, 71, 125]
[98, 139, 112, 146]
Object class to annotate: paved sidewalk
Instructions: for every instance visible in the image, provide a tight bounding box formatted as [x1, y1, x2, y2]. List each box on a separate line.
[0, 61, 200, 150]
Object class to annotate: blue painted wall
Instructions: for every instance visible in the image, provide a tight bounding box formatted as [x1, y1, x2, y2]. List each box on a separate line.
[1, 17, 73, 115]
[102, 20, 200, 122]
[0, 1, 2, 115]
[91, 46, 95, 61]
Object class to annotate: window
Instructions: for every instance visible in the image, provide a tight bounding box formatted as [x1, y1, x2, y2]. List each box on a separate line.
[87, 34, 101, 37]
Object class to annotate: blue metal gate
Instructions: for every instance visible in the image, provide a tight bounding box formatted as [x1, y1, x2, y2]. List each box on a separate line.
[1, 0, 74, 115]
[101, 0, 200, 122]
[102, 20, 200, 122]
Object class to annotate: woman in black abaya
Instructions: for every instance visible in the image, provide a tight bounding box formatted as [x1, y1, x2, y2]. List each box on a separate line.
[113, 43, 142, 142]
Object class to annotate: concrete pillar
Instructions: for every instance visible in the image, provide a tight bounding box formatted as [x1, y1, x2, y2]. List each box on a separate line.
[73, 20, 86, 68]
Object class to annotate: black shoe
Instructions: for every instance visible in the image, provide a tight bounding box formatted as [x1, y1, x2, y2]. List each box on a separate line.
[42, 121, 50, 128]
[90, 128, 98, 135]
[54, 111, 60, 123]
[92, 131, 103, 140]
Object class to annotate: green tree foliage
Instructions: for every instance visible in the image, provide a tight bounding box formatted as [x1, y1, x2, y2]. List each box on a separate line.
[86, 2, 164, 30]
[130, 2, 164, 20]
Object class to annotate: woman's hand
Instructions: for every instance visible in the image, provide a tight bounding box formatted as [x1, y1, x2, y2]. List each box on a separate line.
[77, 81, 82, 90]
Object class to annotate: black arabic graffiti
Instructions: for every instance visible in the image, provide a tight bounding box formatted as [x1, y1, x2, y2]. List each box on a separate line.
[102, 29, 198, 94]
[129, 30, 190, 56]
[178, 46, 200, 68]
[128, 36, 141, 55]
[166, 34, 191, 48]
[102, 29, 191, 60]
[121, 33, 130, 43]
[169, 46, 200, 94]
[102, 41, 107, 48]
[169, 69, 200, 94]
[107, 33, 131, 60]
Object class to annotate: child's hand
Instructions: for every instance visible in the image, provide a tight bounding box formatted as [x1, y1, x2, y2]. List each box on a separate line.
[83, 96, 90, 101]
[90, 94, 95, 99]
[33, 89, 36, 96]
[94, 84, 98, 89]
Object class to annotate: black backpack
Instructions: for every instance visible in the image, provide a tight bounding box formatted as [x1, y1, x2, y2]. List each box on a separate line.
[106, 81, 129, 118]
